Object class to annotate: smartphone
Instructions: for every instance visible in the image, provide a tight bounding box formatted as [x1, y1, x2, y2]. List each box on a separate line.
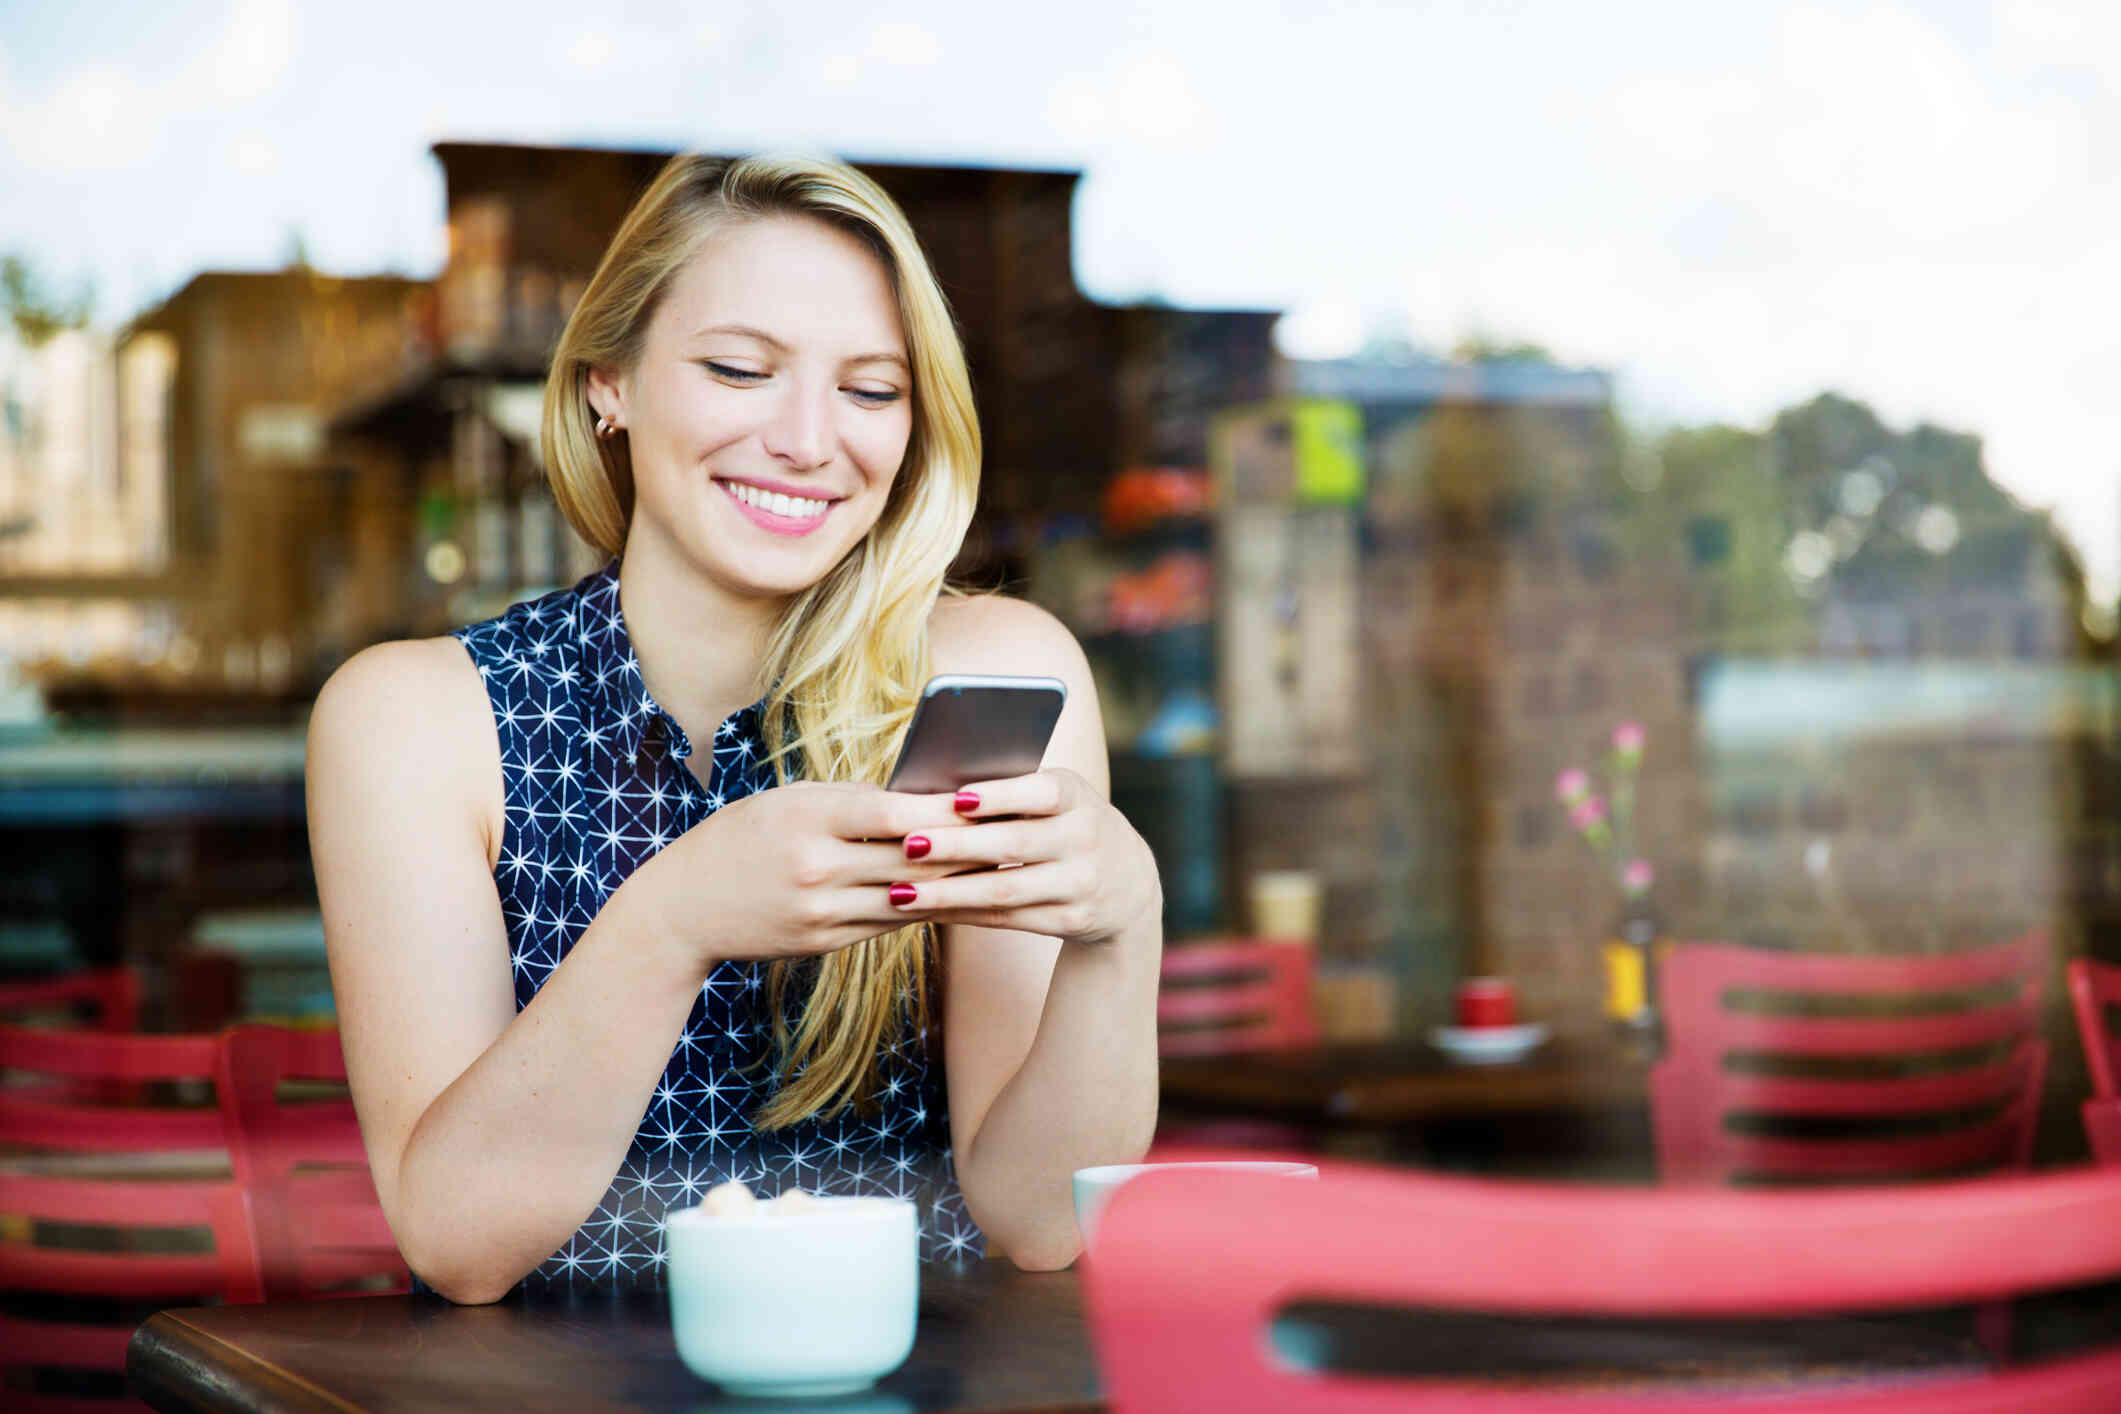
[886, 674, 1067, 794]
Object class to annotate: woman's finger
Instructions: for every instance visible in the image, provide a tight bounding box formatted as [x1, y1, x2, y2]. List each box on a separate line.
[837, 839, 1000, 885]
[947, 768, 1087, 822]
[802, 888, 928, 942]
[823, 783, 968, 843]
[900, 816, 1067, 869]
[883, 863, 1071, 917]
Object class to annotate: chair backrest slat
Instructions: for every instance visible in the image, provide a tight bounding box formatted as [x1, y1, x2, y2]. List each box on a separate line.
[1702, 1000, 2036, 1055]
[1704, 1043, 2037, 1116]
[0, 1092, 225, 1152]
[0, 1314, 131, 1371]
[0, 1243, 246, 1301]
[1084, 1163, 2121, 1413]
[0, 968, 140, 1032]
[0, 1023, 218, 1079]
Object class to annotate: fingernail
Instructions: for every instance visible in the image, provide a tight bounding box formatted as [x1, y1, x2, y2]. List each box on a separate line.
[953, 791, 980, 814]
[888, 883, 917, 906]
[904, 835, 931, 860]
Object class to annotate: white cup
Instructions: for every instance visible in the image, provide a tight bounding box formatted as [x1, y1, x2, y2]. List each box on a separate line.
[1072, 1161, 1319, 1246]
[665, 1196, 918, 1399]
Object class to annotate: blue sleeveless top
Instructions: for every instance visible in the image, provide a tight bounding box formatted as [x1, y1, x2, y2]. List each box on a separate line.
[451, 562, 982, 1291]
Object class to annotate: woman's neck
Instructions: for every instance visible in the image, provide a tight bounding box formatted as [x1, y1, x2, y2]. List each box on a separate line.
[615, 539, 785, 745]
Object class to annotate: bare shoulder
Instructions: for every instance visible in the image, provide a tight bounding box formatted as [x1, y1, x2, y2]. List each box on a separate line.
[308, 636, 500, 844]
[928, 592, 1106, 792]
[310, 637, 490, 759]
[927, 593, 1090, 687]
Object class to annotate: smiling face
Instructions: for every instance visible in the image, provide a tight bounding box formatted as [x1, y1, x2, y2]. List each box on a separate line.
[593, 213, 915, 602]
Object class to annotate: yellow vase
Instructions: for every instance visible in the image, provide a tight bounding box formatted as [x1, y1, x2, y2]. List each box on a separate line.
[1602, 939, 1646, 1020]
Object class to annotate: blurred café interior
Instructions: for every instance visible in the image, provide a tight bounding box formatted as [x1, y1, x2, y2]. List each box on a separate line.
[7, 138, 2112, 1045]
[13, 119, 2121, 1404]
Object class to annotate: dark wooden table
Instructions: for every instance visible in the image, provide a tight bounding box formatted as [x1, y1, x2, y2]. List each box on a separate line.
[1158, 1030, 1650, 1125]
[129, 1260, 1099, 1414]
[1156, 1030, 1658, 1173]
[130, 1249, 2112, 1412]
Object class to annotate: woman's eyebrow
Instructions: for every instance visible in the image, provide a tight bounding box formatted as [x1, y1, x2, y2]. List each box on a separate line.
[694, 321, 788, 349]
[694, 322, 908, 372]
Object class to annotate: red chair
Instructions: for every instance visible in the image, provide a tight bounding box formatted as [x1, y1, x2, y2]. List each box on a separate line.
[2066, 958, 2121, 1164]
[1084, 1161, 2121, 1412]
[0, 968, 140, 1031]
[215, 1025, 406, 1299]
[1157, 939, 1320, 1057]
[1650, 932, 2049, 1186]
[0, 1023, 256, 1411]
[1152, 940, 1322, 1157]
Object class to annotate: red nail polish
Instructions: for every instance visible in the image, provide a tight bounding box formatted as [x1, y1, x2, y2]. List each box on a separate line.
[888, 883, 917, 906]
[953, 791, 980, 814]
[904, 835, 931, 860]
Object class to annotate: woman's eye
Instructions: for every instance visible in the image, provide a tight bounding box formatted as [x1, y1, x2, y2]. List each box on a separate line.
[704, 362, 767, 383]
[846, 387, 902, 407]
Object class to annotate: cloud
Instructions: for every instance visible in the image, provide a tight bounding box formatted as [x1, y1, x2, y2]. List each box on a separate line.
[1990, 0, 2121, 81]
[869, 22, 940, 68]
[1048, 50, 1215, 150]
[6, 0, 301, 175]
[232, 134, 277, 174]
[556, 25, 615, 74]
[21, 64, 160, 173]
[211, 0, 296, 101]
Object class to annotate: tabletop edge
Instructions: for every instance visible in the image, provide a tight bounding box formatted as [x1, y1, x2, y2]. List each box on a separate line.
[129, 1309, 366, 1414]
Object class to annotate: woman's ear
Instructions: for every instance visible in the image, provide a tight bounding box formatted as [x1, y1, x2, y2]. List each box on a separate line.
[585, 365, 627, 428]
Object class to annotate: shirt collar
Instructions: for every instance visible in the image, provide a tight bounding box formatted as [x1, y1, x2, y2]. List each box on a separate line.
[572, 562, 696, 764]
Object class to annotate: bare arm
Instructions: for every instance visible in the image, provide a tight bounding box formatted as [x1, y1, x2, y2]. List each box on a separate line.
[311, 640, 708, 1303]
[922, 598, 1164, 1270]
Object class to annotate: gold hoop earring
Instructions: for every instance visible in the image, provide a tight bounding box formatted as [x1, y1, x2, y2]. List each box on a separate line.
[595, 415, 619, 441]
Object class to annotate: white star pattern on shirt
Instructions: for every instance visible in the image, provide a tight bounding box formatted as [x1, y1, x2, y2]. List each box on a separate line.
[449, 564, 978, 1292]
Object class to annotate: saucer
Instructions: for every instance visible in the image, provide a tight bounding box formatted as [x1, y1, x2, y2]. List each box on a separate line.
[1428, 1022, 1550, 1064]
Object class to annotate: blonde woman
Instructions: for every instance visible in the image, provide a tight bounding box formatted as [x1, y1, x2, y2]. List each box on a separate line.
[307, 155, 1163, 1302]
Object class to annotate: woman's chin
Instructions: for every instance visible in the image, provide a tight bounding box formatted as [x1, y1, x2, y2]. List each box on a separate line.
[702, 546, 848, 601]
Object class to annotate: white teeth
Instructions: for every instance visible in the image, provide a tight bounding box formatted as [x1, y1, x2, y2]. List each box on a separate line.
[727, 483, 828, 518]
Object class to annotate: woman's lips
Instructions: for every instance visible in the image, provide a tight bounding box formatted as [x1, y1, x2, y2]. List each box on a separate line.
[716, 479, 835, 537]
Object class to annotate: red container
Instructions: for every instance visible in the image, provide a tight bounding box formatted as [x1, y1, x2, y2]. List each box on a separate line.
[1454, 977, 1517, 1029]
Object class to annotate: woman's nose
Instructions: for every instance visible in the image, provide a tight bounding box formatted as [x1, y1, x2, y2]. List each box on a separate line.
[760, 382, 833, 471]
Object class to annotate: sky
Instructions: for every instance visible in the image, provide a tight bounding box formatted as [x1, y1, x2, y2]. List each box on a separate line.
[4, 0, 2117, 597]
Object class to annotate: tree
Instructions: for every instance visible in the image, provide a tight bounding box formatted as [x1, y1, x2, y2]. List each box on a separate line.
[1449, 334, 1555, 365]
[1, 254, 93, 346]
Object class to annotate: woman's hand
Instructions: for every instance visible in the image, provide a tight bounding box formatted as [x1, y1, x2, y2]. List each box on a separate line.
[642, 781, 975, 968]
[881, 768, 1161, 945]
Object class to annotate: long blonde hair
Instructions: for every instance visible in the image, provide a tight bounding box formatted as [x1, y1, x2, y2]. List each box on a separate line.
[541, 154, 981, 1128]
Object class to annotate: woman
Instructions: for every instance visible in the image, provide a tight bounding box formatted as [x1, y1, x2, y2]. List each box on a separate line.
[307, 155, 1163, 1303]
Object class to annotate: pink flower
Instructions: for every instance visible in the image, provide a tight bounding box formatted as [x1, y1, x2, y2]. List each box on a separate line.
[1622, 858, 1654, 895]
[1570, 796, 1608, 832]
[1613, 721, 1645, 758]
[1554, 768, 1591, 804]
